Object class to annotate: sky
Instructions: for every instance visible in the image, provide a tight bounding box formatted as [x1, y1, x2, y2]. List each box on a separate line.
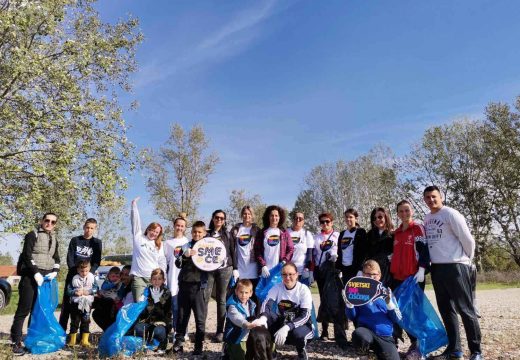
[5, 0, 520, 259]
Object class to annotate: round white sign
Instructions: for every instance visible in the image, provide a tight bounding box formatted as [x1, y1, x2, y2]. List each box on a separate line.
[191, 237, 227, 271]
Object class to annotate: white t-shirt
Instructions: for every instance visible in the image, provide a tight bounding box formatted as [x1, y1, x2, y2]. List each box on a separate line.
[236, 225, 258, 279]
[262, 281, 313, 321]
[340, 228, 357, 267]
[313, 231, 339, 267]
[263, 227, 281, 270]
[163, 236, 189, 296]
[288, 228, 314, 274]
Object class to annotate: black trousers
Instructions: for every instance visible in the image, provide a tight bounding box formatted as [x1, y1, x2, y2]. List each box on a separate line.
[431, 263, 482, 354]
[352, 327, 400, 360]
[59, 269, 76, 331]
[314, 267, 347, 346]
[205, 266, 232, 334]
[265, 312, 313, 352]
[69, 303, 90, 334]
[176, 281, 208, 346]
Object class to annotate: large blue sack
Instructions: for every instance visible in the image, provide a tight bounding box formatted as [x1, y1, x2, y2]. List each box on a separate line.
[394, 276, 448, 356]
[255, 263, 283, 303]
[98, 288, 149, 358]
[25, 278, 66, 354]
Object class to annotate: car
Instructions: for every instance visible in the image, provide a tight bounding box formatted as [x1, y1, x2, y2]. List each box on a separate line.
[0, 278, 12, 310]
[95, 254, 132, 288]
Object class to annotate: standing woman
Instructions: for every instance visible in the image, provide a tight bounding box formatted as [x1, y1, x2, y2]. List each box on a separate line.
[205, 209, 236, 343]
[313, 212, 347, 349]
[364, 207, 394, 287]
[337, 208, 367, 285]
[230, 206, 261, 289]
[130, 197, 167, 301]
[254, 205, 294, 278]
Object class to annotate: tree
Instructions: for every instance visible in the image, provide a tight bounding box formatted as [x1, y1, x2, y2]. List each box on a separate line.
[226, 189, 266, 227]
[0, 0, 142, 232]
[0, 251, 14, 265]
[140, 124, 219, 223]
[481, 97, 520, 267]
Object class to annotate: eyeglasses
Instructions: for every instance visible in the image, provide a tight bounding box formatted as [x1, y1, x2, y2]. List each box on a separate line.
[294, 217, 304, 221]
[214, 216, 225, 221]
[319, 220, 331, 225]
[44, 219, 57, 225]
[281, 273, 297, 277]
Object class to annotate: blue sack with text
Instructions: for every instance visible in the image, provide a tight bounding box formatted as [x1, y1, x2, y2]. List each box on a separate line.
[98, 288, 149, 358]
[25, 278, 66, 354]
[394, 276, 448, 355]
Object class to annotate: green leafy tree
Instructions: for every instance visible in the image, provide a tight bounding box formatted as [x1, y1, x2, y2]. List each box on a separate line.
[0, 251, 14, 265]
[0, 0, 142, 232]
[226, 189, 266, 227]
[140, 124, 219, 223]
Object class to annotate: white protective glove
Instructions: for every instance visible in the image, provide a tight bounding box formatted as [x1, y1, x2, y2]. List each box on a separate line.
[251, 315, 268, 328]
[46, 272, 58, 281]
[150, 287, 164, 303]
[233, 269, 240, 282]
[301, 268, 310, 279]
[261, 266, 270, 278]
[274, 324, 290, 346]
[329, 254, 338, 262]
[34, 272, 44, 286]
[413, 267, 425, 283]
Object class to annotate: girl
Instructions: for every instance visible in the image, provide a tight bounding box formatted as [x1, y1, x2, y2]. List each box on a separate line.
[363, 207, 394, 287]
[337, 208, 368, 285]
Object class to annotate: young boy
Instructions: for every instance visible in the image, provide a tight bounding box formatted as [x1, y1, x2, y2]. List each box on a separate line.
[345, 260, 402, 360]
[222, 279, 258, 360]
[67, 260, 98, 347]
[99, 266, 122, 301]
[172, 221, 212, 355]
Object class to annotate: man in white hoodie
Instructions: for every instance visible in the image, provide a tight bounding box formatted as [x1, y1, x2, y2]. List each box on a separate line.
[423, 186, 482, 360]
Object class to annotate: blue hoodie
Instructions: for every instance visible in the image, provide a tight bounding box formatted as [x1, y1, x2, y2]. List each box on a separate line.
[224, 294, 257, 344]
[346, 297, 402, 337]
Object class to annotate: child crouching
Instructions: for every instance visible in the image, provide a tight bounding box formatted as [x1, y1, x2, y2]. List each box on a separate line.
[133, 268, 172, 354]
[222, 279, 258, 360]
[67, 260, 98, 347]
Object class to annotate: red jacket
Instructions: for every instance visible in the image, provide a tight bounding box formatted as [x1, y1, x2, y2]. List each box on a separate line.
[390, 221, 427, 281]
[253, 228, 294, 274]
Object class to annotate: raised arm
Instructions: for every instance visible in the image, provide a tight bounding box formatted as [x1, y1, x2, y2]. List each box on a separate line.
[131, 197, 143, 240]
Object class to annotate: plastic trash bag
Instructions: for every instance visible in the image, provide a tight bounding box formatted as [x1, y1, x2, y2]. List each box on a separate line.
[317, 261, 345, 324]
[98, 288, 149, 358]
[394, 276, 448, 356]
[255, 263, 283, 303]
[25, 278, 66, 354]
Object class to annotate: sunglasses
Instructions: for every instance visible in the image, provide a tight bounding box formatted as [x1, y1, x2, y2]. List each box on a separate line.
[214, 216, 225, 221]
[319, 219, 331, 225]
[44, 219, 57, 225]
[294, 217, 304, 221]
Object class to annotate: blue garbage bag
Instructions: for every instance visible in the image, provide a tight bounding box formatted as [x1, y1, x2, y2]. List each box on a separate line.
[255, 263, 283, 303]
[394, 276, 448, 356]
[98, 288, 149, 358]
[300, 277, 320, 339]
[25, 278, 66, 354]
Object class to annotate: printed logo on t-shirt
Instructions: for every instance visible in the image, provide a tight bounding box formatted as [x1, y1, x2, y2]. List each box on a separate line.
[174, 245, 184, 258]
[75, 245, 93, 258]
[320, 240, 333, 251]
[340, 237, 353, 250]
[291, 236, 301, 244]
[278, 299, 298, 321]
[267, 235, 280, 247]
[238, 234, 252, 246]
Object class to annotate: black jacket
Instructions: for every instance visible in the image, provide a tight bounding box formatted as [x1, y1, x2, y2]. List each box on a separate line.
[66, 235, 102, 274]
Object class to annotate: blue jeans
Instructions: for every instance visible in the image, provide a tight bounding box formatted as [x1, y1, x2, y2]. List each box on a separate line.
[171, 295, 179, 330]
[134, 323, 167, 347]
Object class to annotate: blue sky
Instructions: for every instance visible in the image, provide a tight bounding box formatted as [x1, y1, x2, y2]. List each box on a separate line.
[91, 0, 520, 228]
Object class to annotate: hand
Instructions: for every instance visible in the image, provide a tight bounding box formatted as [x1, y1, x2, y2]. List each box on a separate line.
[356, 270, 363, 277]
[329, 254, 338, 262]
[186, 249, 196, 257]
[301, 268, 310, 279]
[245, 321, 257, 329]
[151, 287, 164, 303]
[387, 254, 393, 261]
[34, 272, 44, 286]
[274, 325, 290, 346]
[385, 288, 393, 305]
[261, 266, 270, 278]
[251, 316, 268, 328]
[132, 196, 140, 205]
[414, 267, 425, 283]
[46, 272, 58, 281]
[345, 298, 354, 309]
[281, 260, 287, 265]
[75, 289, 83, 296]
[233, 269, 240, 282]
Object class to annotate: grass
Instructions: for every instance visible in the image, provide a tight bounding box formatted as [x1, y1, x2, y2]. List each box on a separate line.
[0, 282, 65, 316]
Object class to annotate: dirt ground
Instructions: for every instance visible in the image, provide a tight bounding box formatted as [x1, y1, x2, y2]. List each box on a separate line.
[0, 288, 518, 359]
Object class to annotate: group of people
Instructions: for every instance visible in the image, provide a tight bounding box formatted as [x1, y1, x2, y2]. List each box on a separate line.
[9, 185, 483, 360]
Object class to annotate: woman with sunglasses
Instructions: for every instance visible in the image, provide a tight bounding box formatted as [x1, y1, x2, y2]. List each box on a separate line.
[253, 262, 314, 360]
[337, 208, 367, 286]
[205, 209, 236, 343]
[253, 205, 294, 279]
[130, 197, 167, 302]
[363, 207, 394, 287]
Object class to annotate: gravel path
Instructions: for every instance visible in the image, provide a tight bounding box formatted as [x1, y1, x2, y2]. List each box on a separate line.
[0, 288, 518, 359]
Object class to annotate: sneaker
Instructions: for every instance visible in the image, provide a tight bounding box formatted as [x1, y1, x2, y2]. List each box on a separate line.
[297, 348, 309, 360]
[213, 332, 224, 343]
[429, 350, 464, 360]
[319, 331, 329, 341]
[12, 342, 25, 356]
[171, 339, 184, 353]
[469, 353, 483, 360]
